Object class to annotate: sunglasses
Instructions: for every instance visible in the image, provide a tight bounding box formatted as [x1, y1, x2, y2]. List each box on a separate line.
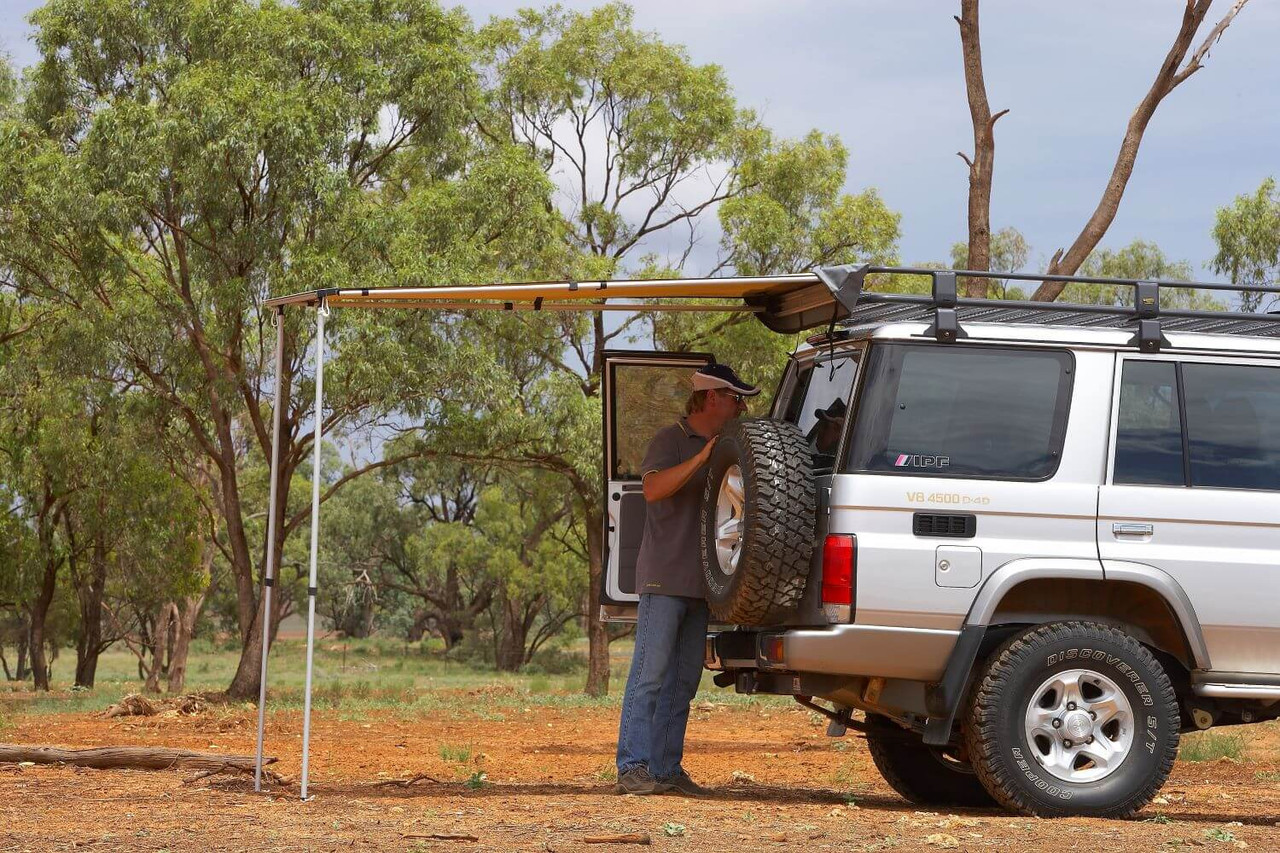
[720, 390, 748, 405]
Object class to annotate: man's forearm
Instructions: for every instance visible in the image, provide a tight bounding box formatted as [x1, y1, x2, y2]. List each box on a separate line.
[643, 454, 707, 502]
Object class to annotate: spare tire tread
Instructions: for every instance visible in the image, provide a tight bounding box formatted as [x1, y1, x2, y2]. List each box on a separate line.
[702, 418, 815, 625]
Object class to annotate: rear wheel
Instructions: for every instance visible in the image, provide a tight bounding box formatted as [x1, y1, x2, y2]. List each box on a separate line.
[865, 714, 994, 807]
[698, 418, 814, 625]
[964, 621, 1180, 818]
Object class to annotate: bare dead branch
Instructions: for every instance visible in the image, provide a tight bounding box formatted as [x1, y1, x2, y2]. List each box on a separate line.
[955, 0, 1006, 299]
[1031, 0, 1243, 301]
[1171, 0, 1249, 89]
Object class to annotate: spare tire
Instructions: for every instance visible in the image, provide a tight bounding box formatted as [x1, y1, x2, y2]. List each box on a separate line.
[698, 418, 815, 625]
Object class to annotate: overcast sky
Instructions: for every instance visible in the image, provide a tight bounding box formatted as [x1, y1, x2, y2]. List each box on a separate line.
[3, 1, 1276, 280]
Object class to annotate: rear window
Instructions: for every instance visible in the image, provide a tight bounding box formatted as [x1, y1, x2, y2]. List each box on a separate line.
[777, 351, 859, 474]
[847, 344, 1073, 480]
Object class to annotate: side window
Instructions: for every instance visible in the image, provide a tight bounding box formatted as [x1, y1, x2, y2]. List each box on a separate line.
[778, 353, 859, 474]
[847, 344, 1073, 480]
[1182, 362, 1280, 491]
[1114, 361, 1185, 486]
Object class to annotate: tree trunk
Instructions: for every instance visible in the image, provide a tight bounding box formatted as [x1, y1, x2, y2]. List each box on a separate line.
[0, 644, 10, 681]
[584, 516, 610, 696]
[407, 608, 429, 643]
[28, 556, 60, 692]
[225, 460, 292, 700]
[167, 590, 207, 694]
[955, 0, 1009, 299]
[227, 605, 267, 700]
[144, 603, 177, 694]
[73, 529, 109, 689]
[495, 602, 529, 673]
[15, 624, 29, 681]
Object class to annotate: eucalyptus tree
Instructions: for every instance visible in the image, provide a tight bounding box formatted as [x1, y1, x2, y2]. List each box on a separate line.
[471, 3, 900, 693]
[8, 0, 562, 698]
[1213, 178, 1280, 312]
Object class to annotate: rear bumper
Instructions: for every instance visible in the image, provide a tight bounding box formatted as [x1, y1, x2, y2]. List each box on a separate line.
[706, 624, 959, 683]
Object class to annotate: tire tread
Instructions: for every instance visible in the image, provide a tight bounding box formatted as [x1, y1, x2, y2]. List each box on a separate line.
[703, 418, 815, 625]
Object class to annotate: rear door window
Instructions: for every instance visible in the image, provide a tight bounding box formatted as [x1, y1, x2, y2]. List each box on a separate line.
[1113, 360, 1185, 486]
[847, 344, 1073, 480]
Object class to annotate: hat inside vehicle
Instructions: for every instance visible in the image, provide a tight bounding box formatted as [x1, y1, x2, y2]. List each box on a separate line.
[692, 363, 760, 396]
[815, 398, 847, 423]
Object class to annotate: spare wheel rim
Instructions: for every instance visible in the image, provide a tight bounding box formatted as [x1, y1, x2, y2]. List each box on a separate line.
[714, 464, 745, 576]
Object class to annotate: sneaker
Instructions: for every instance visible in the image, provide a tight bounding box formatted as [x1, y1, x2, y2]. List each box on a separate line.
[655, 771, 712, 797]
[615, 765, 658, 795]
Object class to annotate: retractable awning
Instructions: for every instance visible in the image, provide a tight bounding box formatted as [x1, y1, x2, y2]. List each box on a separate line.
[262, 265, 871, 334]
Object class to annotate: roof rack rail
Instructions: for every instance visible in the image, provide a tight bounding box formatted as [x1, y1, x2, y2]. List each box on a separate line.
[812, 265, 1280, 353]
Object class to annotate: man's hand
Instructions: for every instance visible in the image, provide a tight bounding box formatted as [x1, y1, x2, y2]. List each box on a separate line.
[643, 435, 719, 503]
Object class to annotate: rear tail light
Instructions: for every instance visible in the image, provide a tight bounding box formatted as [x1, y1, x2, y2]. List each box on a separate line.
[821, 534, 856, 623]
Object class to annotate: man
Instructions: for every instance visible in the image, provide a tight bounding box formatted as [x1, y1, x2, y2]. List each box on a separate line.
[615, 363, 761, 796]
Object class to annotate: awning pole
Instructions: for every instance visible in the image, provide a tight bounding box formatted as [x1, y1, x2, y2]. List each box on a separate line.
[254, 306, 286, 792]
[299, 300, 328, 800]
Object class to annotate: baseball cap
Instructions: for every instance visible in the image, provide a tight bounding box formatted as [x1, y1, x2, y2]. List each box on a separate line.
[814, 398, 847, 423]
[692, 363, 761, 396]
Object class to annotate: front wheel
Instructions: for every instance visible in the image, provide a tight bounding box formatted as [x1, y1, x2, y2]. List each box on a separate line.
[964, 621, 1180, 818]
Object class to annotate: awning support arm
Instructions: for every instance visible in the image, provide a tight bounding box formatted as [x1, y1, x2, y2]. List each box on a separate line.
[299, 299, 328, 800]
[254, 306, 286, 791]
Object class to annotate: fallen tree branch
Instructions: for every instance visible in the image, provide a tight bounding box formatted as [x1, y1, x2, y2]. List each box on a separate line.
[0, 744, 282, 783]
[375, 773, 443, 788]
[583, 834, 651, 845]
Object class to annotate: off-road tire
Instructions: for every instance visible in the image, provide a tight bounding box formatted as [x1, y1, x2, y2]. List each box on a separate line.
[964, 621, 1180, 818]
[698, 418, 814, 625]
[864, 714, 995, 807]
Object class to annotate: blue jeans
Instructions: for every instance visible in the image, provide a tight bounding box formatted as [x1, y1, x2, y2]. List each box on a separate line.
[615, 593, 710, 781]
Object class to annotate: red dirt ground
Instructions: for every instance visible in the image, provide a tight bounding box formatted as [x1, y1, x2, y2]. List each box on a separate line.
[3, 696, 1280, 852]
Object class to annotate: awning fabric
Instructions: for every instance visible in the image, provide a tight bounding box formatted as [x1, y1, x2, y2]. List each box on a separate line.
[263, 265, 869, 334]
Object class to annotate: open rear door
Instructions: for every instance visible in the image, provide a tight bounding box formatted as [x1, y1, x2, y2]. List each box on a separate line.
[600, 350, 714, 621]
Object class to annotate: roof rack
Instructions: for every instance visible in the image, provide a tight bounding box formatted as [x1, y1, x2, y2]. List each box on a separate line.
[812, 265, 1280, 353]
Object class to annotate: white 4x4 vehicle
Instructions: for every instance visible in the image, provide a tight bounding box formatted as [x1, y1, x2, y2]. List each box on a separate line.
[600, 265, 1280, 818]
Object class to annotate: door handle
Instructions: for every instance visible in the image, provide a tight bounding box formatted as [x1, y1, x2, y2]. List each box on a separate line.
[1112, 522, 1153, 537]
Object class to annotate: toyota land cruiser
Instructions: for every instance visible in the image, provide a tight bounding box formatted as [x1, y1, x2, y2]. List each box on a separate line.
[600, 265, 1280, 818]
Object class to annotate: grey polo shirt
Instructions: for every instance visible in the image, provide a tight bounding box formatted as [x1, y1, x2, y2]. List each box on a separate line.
[635, 418, 710, 600]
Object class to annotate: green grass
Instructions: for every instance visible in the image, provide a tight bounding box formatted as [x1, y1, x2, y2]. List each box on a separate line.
[438, 742, 473, 763]
[0, 637, 795, 720]
[1179, 730, 1248, 762]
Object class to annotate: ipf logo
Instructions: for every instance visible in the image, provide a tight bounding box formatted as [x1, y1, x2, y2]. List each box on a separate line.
[894, 453, 950, 469]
